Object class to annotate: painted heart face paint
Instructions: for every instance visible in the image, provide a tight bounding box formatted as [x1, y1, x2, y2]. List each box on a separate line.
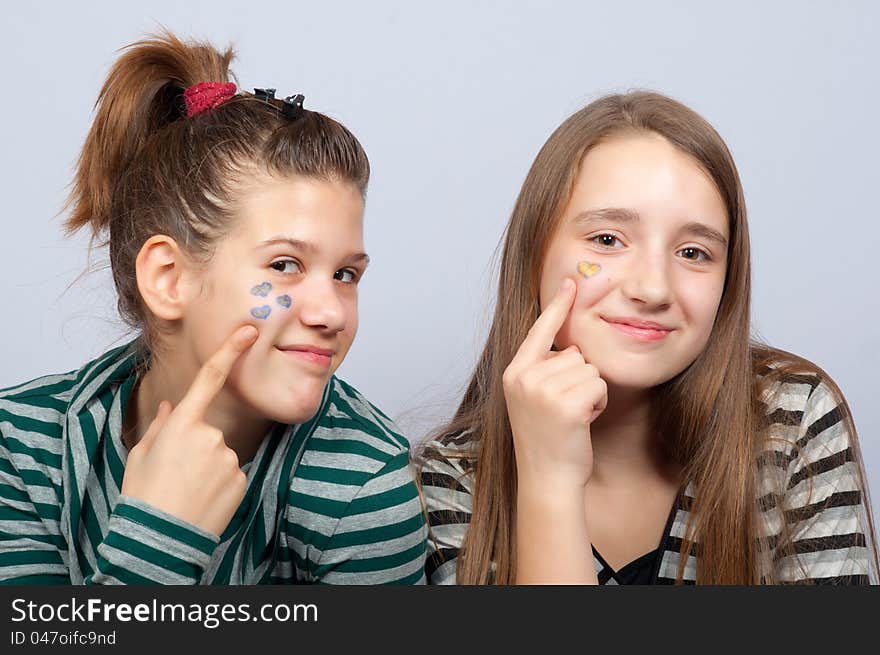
[250, 282, 277, 319]
[577, 261, 601, 279]
[250, 305, 272, 320]
[249, 287, 291, 319]
[250, 281, 272, 297]
[571, 259, 614, 312]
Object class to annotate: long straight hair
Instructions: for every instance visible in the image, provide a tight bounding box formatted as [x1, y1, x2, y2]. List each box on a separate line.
[420, 91, 878, 584]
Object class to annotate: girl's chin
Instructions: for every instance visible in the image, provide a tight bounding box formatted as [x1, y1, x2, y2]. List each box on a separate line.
[602, 369, 685, 392]
[589, 359, 678, 390]
[250, 397, 324, 426]
[225, 382, 321, 425]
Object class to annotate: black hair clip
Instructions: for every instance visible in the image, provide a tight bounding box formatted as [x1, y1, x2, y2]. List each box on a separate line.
[282, 94, 305, 120]
[254, 88, 276, 101]
[253, 88, 305, 120]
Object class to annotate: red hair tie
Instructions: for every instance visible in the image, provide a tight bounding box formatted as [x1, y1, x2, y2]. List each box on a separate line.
[183, 82, 237, 118]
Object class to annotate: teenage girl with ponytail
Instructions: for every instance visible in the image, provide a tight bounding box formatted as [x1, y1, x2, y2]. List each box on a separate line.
[0, 31, 426, 584]
[418, 92, 878, 585]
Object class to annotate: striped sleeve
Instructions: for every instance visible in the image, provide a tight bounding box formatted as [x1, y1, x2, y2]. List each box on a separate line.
[0, 461, 221, 584]
[1, 373, 222, 585]
[0, 449, 221, 584]
[87, 497, 220, 585]
[775, 381, 875, 584]
[417, 439, 475, 585]
[0, 426, 69, 584]
[312, 450, 427, 584]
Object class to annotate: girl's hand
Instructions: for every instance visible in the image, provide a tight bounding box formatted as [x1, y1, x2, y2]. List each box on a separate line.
[120, 325, 258, 536]
[503, 278, 607, 491]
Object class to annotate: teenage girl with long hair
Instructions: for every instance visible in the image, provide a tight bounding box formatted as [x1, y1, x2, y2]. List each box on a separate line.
[418, 91, 877, 584]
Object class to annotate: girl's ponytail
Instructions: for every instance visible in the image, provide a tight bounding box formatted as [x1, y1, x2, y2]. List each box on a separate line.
[65, 31, 233, 238]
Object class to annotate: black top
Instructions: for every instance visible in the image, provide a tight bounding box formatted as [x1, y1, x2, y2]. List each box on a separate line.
[593, 547, 661, 585]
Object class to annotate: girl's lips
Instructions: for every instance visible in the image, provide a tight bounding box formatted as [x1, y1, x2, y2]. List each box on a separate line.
[602, 317, 673, 342]
[275, 346, 334, 368]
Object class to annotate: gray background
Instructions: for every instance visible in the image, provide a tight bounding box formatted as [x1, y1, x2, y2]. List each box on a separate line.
[2, 1, 878, 523]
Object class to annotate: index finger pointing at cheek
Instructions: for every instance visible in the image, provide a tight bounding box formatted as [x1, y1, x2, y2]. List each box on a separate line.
[515, 278, 577, 364]
[176, 324, 259, 419]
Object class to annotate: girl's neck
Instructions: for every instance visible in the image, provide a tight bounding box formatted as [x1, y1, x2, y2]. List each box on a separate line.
[122, 345, 273, 466]
[588, 385, 676, 485]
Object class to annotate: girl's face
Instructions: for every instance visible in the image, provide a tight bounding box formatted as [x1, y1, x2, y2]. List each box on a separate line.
[538, 132, 729, 390]
[182, 175, 366, 424]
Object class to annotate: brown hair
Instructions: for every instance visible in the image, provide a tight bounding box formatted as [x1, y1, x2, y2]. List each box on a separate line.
[419, 91, 878, 584]
[65, 30, 369, 346]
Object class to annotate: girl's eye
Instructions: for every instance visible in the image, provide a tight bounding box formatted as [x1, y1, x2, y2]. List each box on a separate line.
[334, 269, 359, 284]
[270, 259, 301, 274]
[592, 234, 623, 249]
[677, 247, 710, 263]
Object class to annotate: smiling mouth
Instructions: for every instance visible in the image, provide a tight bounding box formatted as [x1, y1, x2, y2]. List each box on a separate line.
[601, 317, 674, 342]
[275, 345, 335, 368]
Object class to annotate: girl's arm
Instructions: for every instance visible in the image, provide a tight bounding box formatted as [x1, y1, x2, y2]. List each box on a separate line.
[504, 280, 604, 585]
[417, 439, 474, 585]
[515, 479, 597, 585]
[0, 442, 220, 584]
[776, 380, 876, 584]
[0, 467, 69, 584]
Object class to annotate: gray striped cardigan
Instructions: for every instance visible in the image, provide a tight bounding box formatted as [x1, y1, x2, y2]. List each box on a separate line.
[418, 371, 875, 584]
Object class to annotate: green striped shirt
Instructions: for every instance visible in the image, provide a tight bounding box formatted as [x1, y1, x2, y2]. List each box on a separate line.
[0, 342, 427, 584]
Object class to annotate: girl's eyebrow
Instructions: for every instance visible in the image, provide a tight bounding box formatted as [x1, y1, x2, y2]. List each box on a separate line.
[259, 237, 317, 253]
[681, 221, 728, 248]
[259, 236, 370, 265]
[573, 208, 728, 248]
[572, 208, 640, 225]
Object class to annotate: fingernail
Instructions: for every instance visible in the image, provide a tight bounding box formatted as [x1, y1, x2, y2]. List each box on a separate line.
[560, 278, 573, 292]
[240, 325, 258, 341]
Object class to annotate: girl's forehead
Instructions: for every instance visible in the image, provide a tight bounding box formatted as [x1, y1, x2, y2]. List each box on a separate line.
[238, 176, 363, 216]
[579, 134, 715, 193]
[567, 135, 728, 234]
[228, 177, 365, 241]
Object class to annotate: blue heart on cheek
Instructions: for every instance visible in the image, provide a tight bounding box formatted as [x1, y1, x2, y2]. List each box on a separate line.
[250, 282, 272, 297]
[250, 305, 272, 320]
[276, 294, 292, 309]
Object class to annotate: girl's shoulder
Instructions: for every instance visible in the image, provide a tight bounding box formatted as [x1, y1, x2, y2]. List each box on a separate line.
[416, 429, 478, 519]
[754, 346, 848, 428]
[284, 376, 429, 584]
[753, 349, 875, 583]
[308, 375, 415, 465]
[416, 429, 477, 478]
[0, 368, 85, 500]
[0, 368, 82, 403]
[1, 342, 138, 447]
[415, 430, 478, 585]
[754, 347, 856, 470]
[0, 368, 83, 441]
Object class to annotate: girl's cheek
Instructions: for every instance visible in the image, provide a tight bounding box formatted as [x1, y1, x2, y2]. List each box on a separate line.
[247, 280, 293, 321]
[574, 260, 614, 307]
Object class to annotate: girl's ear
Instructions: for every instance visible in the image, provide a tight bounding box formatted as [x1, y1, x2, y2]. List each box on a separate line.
[135, 235, 197, 321]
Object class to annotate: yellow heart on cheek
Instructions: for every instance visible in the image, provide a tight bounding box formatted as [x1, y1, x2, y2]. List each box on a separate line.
[577, 261, 601, 278]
